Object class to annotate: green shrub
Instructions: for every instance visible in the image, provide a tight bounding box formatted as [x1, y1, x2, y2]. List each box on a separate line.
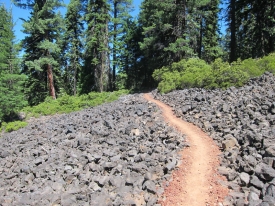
[179, 59, 212, 88]
[239, 58, 263, 77]
[157, 71, 181, 93]
[210, 58, 249, 89]
[1, 121, 28, 133]
[0, 90, 128, 134]
[258, 53, 275, 74]
[0, 122, 6, 133]
[21, 90, 129, 118]
[153, 58, 212, 93]
[154, 57, 255, 93]
[170, 59, 187, 72]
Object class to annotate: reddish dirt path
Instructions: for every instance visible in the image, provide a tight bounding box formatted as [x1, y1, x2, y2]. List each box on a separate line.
[144, 93, 228, 206]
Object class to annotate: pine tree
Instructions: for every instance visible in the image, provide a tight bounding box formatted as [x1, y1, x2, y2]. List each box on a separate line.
[14, 0, 64, 105]
[169, 0, 196, 60]
[120, 17, 143, 89]
[136, 0, 221, 88]
[138, 0, 176, 87]
[201, 0, 221, 63]
[109, 0, 132, 90]
[226, 0, 237, 62]
[81, 0, 110, 93]
[240, 0, 275, 58]
[0, 5, 27, 122]
[224, 0, 275, 61]
[62, 0, 84, 95]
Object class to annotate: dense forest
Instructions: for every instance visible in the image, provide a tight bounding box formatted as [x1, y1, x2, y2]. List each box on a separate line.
[0, 0, 275, 123]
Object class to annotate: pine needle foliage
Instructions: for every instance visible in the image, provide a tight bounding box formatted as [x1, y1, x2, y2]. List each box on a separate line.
[0, 5, 27, 123]
[81, 0, 111, 94]
[62, 0, 84, 96]
[18, 0, 65, 105]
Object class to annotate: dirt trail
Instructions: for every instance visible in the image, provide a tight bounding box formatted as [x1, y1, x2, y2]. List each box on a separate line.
[144, 93, 228, 206]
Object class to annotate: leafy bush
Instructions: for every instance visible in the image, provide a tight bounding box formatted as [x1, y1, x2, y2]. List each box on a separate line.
[0, 90, 128, 133]
[153, 56, 259, 93]
[258, 53, 275, 74]
[179, 59, 212, 88]
[22, 90, 129, 118]
[157, 71, 181, 93]
[153, 58, 212, 93]
[210, 58, 249, 89]
[1, 121, 28, 133]
[239, 58, 263, 77]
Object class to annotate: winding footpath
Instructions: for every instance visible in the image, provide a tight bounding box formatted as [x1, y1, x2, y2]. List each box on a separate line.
[144, 93, 228, 206]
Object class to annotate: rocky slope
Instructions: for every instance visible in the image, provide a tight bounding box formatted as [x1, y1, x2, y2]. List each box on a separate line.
[0, 95, 186, 206]
[2, 72, 275, 206]
[153, 72, 275, 206]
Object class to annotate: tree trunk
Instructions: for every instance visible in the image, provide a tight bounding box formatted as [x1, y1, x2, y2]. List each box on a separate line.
[73, 60, 77, 96]
[73, 26, 78, 96]
[198, 15, 203, 59]
[45, 27, 56, 99]
[173, 0, 186, 61]
[229, 0, 236, 62]
[47, 62, 56, 99]
[112, 1, 118, 91]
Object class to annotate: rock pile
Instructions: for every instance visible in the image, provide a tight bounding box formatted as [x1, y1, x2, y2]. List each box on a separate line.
[153, 72, 275, 205]
[0, 95, 186, 206]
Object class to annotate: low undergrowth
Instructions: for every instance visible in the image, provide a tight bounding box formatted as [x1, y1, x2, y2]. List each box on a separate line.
[0, 121, 28, 133]
[22, 90, 129, 118]
[0, 90, 129, 134]
[153, 53, 275, 93]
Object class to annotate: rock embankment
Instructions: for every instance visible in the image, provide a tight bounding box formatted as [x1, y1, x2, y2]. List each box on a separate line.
[153, 72, 275, 206]
[0, 95, 186, 206]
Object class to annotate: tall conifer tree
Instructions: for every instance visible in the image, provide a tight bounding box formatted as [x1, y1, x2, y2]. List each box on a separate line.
[239, 0, 275, 58]
[81, 0, 110, 93]
[120, 18, 142, 89]
[109, 0, 132, 90]
[224, 0, 275, 61]
[14, 0, 64, 105]
[201, 0, 221, 63]
[0, 4, 27, 121]
[137, 0, 221, 88]
[226, 0, 237, 62]
[63, 0, 84, 95]
[138, 0, 175, 87]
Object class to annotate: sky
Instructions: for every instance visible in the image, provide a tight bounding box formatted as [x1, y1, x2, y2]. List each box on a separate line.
[0, 0, 142, 43]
